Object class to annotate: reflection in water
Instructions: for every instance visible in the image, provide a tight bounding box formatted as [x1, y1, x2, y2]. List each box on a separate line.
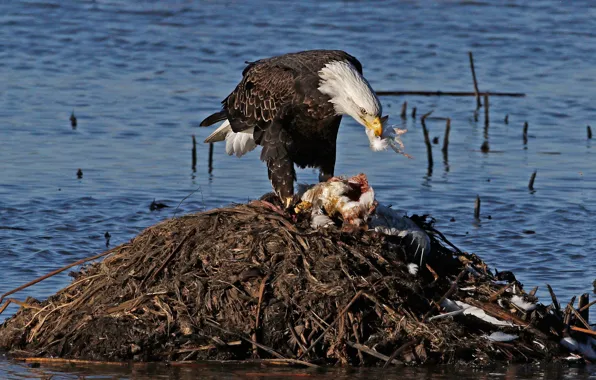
[1, 360, 595, 380]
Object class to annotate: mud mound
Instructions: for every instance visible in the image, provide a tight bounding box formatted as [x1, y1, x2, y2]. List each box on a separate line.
[0, 201, 582, 366]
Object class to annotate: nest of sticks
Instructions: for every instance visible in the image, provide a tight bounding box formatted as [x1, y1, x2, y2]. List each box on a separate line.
[0, 199, 593, 367]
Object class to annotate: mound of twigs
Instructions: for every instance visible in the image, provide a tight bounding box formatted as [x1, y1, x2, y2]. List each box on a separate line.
[0, 200, 590, 366]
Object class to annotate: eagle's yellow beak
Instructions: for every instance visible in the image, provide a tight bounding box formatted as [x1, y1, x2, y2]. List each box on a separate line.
[366, 116, 384, 138]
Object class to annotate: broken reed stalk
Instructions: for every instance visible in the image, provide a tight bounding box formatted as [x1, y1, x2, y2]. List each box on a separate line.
[298, 290, 363, 359]
[588, 125, 593, 139]
[578, 299, 596, 313]
[528, 170, 537, 191]
[345, 341, 402, 365]
[468, 52, 482, 109]
[442, 118, 451, 154]
[569, 303, 591, 330]
[208, 142, 214, 174]
[577, 293, 589, 324]
[546, 284, 562, 318]
[474, 195, 481, 219]
[400, 101, 407, 119]
[376, 90, 525, 97]
[504, 114, 509, 124]
[252, 274, 270, 356]
[411, 107, 417, 119]
[563, 296, 576, 327]
[383, 338, 419, 368]
[421, 111, 434, 171]
[422, 268, 467, 321]
[0, 247, 121, 314]
[523, 122, 529, 145]
[192, 135, 197, 171]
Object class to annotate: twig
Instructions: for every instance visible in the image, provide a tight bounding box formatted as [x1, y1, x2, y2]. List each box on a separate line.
[578, 299, 596, 313]
[488, 284, 512, 302]
[442, 118, 451, 154]
[142, 231, 194, 287]
[528, 170, 537, 191]
[468, 52, 482, 108]
[523, 122, 528, 145]
[0, 246, 123, 314]
[564, 297, 576, 327]
[15, 357, 128, 366]
[570, 326, 596, 338]
[546, 284, 561, 318]
[568, 304, 591, 330]
[298, 290, 363, 359]
[504, 114, 509, 124]
[474, 195, 481, 220]
[347, 312, 364, 364]
[252, 274, 271, 356]
[345, 341, 402, 365]
[192, 135, 197, 171]
[411, 107, 417, 119]
[400, 101, 407, 119]
[376, 91, 525, 97]
[423, 268, 467, 321]
[587, 125, 592, 139]
[383, 338, 419, 368]
[205, 320, 295, 362]
[208, 142, 214, 174]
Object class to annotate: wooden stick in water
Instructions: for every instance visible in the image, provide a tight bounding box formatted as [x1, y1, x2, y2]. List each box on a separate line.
[528, 170, 537, 191]
[504, 114, 509, 124]
[442, 118, 451, 154]
[376, 90, 525, 97]
[523, 122, 528, 145]
[411, 107, 417, 119]
[421, 112, 433, 171]
[474, 195, 481, 219]
[468, 52, 482, 108]
[208, 142, 214, 174]
[400, 101, 407, 119]
[192, 135, 197, 171]
[484, 94, 489, 129]
[588, 125, 593, 139]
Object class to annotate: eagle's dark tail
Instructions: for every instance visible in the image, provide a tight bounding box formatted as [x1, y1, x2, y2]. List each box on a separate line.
[200, 110, 226, 127]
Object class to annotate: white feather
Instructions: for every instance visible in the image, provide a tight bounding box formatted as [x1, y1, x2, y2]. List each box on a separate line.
[407, 263, 419, 275]
[510, 295, 537, 311]
[204, 119, 232, 143]
[486, 332, 518, 342]
[311, 214, 334, 228]
[224, 127, 256, 157]
[440, 298, 515, 327]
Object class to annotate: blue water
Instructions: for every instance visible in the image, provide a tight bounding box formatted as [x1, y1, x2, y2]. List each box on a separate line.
[1, 0, 595, 378]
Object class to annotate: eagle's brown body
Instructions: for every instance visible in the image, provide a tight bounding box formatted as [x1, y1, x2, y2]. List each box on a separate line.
[200, 50, 364, 202]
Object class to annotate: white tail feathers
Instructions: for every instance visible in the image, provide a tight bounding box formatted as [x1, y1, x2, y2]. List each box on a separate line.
[204, 120, 257, 158]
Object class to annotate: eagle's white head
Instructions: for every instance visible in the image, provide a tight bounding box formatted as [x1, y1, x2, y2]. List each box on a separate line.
[318, 61, 387, 151]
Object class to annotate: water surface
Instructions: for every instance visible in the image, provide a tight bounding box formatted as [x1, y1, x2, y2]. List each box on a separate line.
[1, 0, 595, 378]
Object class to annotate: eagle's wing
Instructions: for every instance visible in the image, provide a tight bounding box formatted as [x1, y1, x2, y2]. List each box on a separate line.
[223, 62, 297, 134]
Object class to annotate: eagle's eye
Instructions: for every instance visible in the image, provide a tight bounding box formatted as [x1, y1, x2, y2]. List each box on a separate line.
[360, 107, 367, 115]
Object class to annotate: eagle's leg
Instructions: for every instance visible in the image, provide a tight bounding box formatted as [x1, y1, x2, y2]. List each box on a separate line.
[260, 120, 296, 208]
[318, 159, 335, 183]
[267, 158, 296, 208]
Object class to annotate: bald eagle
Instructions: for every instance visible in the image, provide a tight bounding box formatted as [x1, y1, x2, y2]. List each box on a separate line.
[200, 50, 387, 207]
